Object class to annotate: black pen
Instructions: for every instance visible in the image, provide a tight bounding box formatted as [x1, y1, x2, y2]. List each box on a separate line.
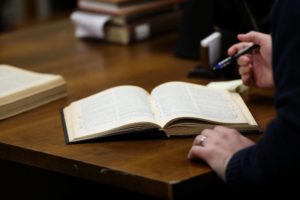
[213, 44, 260, 70]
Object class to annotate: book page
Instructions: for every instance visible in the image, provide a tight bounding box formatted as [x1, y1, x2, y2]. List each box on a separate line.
[206, 79, 249, 93]
[151, 82, 250, 127]
[0, 65, 53, 94]
[68, 86, 159, 139]
[0, 65, 64, 104]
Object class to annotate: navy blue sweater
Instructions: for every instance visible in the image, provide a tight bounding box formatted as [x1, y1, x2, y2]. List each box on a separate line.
[226, 0, 300, 192]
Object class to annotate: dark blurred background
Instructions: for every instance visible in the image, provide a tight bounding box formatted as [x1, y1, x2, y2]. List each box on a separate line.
[0, 0, 274, 80]
[174, 0, 274, 60]
[0, 0, 76, 32]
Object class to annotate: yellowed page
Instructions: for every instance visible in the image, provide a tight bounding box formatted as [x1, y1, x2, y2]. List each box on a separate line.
[231, 93, 257, 126]
[150, 81, 250, 127]
[0, 64, 65, 105]
[66, 86, 159, 142]
[206, 79, 249, 93]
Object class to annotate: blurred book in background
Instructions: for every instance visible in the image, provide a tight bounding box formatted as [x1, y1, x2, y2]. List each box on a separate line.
[108, 5, 176, 25]
[105, 9, 181, 44]
[78, 0, 180, 16]
[71, 0, 183, 44]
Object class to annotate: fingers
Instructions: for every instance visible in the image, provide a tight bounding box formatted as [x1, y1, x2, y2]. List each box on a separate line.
[239, 60, 254, 86]
[239, 63, 252, 75]
[234, 53, 253, 86]
[213, 126, 233, 133]
[194, 126, 235, 145]
[188, 126, 237, 161]
[201, 128, 216, 137]
[241, 73, 254, 86]
[228, 42, 252, 56]
[213, 126, 240, 137]
[237, 54, 251, 66]
[189, 128, 218, 160]
[214, 126, 255, 148]
[228, 31, 268, 57]
[187, 145, 205, 160]
[188, 126, 242, 163]
[237, 31, 268, 45]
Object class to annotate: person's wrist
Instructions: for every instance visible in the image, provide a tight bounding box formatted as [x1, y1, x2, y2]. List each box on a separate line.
[221, 154, 233, 182]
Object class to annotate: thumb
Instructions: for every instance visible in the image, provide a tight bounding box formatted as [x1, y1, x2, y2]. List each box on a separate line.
[237, 31, 266, 45]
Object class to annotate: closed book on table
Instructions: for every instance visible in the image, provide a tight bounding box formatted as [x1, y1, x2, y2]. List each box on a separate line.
[78, 0, 182, 16]
[110, 5, 176, 25]
[104, 9, 182, 44]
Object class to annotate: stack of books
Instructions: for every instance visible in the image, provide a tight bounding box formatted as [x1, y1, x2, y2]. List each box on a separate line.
[71, 0, 183, 44]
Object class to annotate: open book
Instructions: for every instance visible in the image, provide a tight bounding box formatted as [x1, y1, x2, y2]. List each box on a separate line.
[0, 64, 67, 120]
[61, 81, 258, 143]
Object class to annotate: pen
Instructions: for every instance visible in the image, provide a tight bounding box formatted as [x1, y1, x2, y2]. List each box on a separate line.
[213, 44, 260, 70]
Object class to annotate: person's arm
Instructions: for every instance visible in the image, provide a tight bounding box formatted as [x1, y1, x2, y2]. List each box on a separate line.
[188, 1, 300, 191]
[187, 31, 274, 181]
[226, 0, 300, 190]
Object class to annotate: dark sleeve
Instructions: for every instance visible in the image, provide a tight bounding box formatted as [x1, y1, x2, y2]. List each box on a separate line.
[225, 0, 300, 191]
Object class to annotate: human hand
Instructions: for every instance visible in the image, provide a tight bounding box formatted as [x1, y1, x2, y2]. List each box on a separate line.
[187, 126, 255, 180]
[228, 31, 274, 89]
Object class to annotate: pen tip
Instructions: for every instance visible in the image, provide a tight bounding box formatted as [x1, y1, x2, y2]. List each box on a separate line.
[213, 64, 220, 70]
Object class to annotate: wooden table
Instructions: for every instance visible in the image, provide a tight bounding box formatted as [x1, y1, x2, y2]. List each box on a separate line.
[0, 20, 275, 199]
